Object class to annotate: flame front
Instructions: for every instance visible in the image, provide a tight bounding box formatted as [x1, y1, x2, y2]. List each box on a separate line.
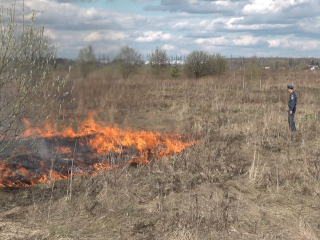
[0, 114, 197, 187]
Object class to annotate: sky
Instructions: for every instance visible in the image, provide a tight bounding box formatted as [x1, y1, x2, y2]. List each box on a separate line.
[2, 0, 320, 59]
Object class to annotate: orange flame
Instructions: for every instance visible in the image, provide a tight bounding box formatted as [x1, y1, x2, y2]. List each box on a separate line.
[0, 113, 197, 187]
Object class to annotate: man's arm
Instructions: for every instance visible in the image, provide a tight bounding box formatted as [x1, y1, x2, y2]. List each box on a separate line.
[288, 93, 296, 114]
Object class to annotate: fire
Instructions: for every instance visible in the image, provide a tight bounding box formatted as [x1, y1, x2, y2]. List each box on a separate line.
[55, 146, 73, 158]
[0, 113, 197, 187]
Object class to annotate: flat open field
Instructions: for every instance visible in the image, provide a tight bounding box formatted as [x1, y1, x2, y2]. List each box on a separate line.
[1, 67, 320, 239]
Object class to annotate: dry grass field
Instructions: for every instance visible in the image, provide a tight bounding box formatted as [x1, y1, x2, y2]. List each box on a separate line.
[1, 66, 320, 239]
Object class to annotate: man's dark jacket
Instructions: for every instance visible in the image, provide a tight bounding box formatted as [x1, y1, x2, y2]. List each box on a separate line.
[288, 91, 297, 113]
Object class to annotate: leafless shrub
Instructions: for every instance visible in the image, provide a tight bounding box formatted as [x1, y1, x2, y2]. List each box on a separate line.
[184, 51, 227, 79]
[0, 3, 72, 156]
[149, 47, 170, 76]
[115, 46, 143, 79]
[76, 45, 96, 78]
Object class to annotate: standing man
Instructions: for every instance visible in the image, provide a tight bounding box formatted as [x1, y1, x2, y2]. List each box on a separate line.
[287, 85, 297, 132]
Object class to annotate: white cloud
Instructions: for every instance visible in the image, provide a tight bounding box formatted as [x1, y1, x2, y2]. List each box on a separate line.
[144, 0, 243, 14]
[225, 22, 289, 31]
[172, 21, 190, 30]
[44, 29, 58, 40]
[242, 0, 310, 14]
[84, 31, 128, 42]
[226, 17, 245, 26]
[267, 38, 320, 50]
[267, 39, 283, 48]
[1, 0, 319, 58]
[195, 37, 229, 45]
[162, 44, 177, 51]
[161, 33, 172, 41]
[84, 32, 103, 42]
[203, 45, 224, 52]
[135, 31, 173, 42]
[5, 0, 149, 33]
[213, 1, 229, 6]
[179, 49, 190, 55]
[232, 36, 262, 46]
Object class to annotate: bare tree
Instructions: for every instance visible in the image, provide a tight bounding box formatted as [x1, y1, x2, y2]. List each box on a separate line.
[212, 53, 227, 74]
[0, 3, 72, 157]
[184, 51, 212, 79]
[76, 45, 96, 78]
[115, 46, 143, 78]
[184, 51, 227, 79]
[149, 47, 169, 75]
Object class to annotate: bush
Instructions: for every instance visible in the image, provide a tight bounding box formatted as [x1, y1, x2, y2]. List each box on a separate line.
[76, 45, 96, 78]
[213, 53, 227, 74]
[184, 51, 211, 79]
[184, 51, 227, 79]
[171, 65, 180, 78]
[148, 47, 169, 76]
[115, 46, 143, 78]
[0, 4, 72, 155]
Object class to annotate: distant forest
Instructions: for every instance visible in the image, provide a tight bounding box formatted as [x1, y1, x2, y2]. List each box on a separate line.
[56, 56, 320, 72]
[226, 57, 320, 71]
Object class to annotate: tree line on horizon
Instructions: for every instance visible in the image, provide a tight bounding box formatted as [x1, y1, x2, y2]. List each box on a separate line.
[74, 45, 228, 79]
[68, 44, 320, 80]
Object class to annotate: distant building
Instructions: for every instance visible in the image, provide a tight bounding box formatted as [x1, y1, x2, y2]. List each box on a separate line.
[169, 60, 185, 66]
[307, 65, 318, 70]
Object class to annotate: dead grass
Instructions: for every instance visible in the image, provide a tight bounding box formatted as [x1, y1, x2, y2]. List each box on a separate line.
[1, 67, 320, 239]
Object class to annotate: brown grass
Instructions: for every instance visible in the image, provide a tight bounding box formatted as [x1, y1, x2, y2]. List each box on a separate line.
[1, 67, 320, 239]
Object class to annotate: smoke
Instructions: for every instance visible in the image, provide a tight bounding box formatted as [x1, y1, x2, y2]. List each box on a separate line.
[35, 139, 52, 159]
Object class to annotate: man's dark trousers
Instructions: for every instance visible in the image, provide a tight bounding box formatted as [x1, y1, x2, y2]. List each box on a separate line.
[288, 111, 296, 131]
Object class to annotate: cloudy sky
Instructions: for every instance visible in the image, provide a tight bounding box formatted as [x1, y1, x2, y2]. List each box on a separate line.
[3, 0, 320, 59]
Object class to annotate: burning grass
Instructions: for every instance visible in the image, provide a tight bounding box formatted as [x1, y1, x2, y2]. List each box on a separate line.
[0, 113, 197, 187]
[1, 67, 320, 239]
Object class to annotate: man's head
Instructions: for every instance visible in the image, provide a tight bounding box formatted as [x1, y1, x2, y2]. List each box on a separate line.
[287, 85, 294, 93]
